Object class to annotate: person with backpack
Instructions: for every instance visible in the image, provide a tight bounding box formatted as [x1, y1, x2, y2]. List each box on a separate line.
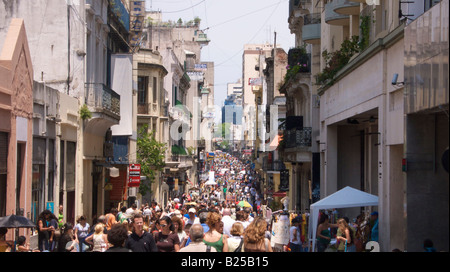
[226, 222, 245, 252]
[179, 224, 217, 252]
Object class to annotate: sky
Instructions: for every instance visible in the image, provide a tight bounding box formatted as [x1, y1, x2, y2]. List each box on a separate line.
[145, 0, 295, 110]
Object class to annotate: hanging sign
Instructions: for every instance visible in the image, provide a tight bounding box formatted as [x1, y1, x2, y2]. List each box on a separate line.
[129, 164, 141, 187]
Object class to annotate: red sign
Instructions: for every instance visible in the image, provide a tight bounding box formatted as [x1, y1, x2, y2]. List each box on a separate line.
[129, 164, 141, 187]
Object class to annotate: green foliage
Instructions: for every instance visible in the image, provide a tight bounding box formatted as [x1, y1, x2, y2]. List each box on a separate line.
[137, 125, 167, 196]
[283, 46, 310, 85]
[315, 35, 360, 87]
[79, 104, 92, 120]
[359, 16, 371, 51]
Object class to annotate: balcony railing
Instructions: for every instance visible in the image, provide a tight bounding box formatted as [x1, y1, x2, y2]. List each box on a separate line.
[85, 83, 120, 118]
[287, 48, 311, 72]
[263, 158, 286, 172]
[284, 127, 312, 148]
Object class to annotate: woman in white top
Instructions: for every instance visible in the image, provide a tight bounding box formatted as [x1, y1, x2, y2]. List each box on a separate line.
[74, 216, 90, 252]
[227, 222, 245, 252]
[85, 223, 108, 252]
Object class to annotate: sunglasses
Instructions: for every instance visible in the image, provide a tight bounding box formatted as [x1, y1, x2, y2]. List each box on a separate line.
[160, 224, 168, 228]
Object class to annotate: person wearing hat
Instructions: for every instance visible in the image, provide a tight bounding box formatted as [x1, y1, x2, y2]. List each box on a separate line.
[186, 208, 200, 226]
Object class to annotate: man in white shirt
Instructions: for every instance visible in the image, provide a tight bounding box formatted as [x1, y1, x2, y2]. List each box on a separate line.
[186, 208, 200, 225]
[221, 208, 235, 237]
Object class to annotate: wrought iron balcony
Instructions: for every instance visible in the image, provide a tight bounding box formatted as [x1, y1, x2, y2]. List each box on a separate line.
[287, 48, 311, 73]
[84, 83, 120, 120]
[284, 127, 312, 148]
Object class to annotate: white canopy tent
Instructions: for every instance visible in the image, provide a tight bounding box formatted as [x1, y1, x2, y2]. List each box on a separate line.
[308, 186, 379, 252]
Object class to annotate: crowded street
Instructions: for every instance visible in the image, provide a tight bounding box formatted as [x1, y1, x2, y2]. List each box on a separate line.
[1, 0, 448, 258]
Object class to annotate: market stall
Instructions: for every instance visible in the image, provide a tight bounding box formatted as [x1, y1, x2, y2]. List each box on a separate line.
[308, 186, 379, 252]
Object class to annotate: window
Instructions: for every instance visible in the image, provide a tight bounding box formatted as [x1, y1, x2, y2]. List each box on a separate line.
[138, 76, 148, 105]
[153, 77, 157, 103]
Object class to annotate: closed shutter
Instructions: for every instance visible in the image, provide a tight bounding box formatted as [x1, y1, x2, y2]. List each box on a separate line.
[0, 132, 8, 174]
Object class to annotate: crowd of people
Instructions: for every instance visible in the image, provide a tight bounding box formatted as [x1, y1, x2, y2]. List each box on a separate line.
[0, 151, 439, 253]
[22, 200, 273, 253]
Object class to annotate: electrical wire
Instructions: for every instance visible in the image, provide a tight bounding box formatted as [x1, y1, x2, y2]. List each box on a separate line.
[162, 0, 207, 14]
[215, 0, 284, 67]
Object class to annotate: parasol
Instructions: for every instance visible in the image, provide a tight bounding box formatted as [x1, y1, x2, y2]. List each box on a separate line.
[0, 215, 36, 228]
[237, 201, 252, 208]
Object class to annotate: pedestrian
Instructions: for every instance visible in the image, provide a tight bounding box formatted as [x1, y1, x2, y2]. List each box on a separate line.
[186, 207, 200, 225]
[16, 235, 40, 252]
[125, 213, 158, 252]
[336, 218, 353, 252]
[117, 205, 127, 223]
[180, 223, 192, 248]
[369, 211, 379, 242]
[235, 210, 249, 229]
[179, 224, 217, 252]
[74, 215, 90, 252]
[221, 208, 235, 237]
[0, 227, 13, 252]
[154, 216, 180, 252]
[171, 215, 187, 245]
[48, 211, 59, 251]
[203, 211, 228, 252]
[85, 223, 109, 252]
[316, 213, 338, 252]
[58, 223, 78, 252]
[105, 224, 131, 252]
[289, 217, 302, 252]
[243, 216, 272, 252]
[36, 210, 54, 252]
[226, 222, 244, 252]
[57, 204, 64, 229]
[126, 203, 138, 218]
[105, 207, 118, 232]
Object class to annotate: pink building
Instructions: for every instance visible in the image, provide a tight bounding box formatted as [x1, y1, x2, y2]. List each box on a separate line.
[0, 18, 34, 240]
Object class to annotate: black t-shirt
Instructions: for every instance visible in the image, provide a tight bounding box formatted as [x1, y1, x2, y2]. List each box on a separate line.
[125, 231, 158, 252]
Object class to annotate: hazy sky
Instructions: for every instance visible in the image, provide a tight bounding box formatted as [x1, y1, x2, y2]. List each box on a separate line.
[145, 0, 295, 108]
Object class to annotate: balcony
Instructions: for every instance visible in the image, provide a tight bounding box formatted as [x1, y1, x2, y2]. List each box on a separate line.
[333, 0, 360, 16]
[302, 13, 321, 44]
[196, 33, 210, 45]
[85, 83, 120, 121]
[284, 127, 312, 149]
[325, 1, 350, 25]
[263, 157, 286, 172]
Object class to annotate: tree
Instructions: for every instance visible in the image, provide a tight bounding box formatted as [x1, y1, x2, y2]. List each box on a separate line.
[136, 125, 167, 196]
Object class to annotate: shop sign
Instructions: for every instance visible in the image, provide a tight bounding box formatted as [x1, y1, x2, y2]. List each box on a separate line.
[128, 164, 141, 187]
